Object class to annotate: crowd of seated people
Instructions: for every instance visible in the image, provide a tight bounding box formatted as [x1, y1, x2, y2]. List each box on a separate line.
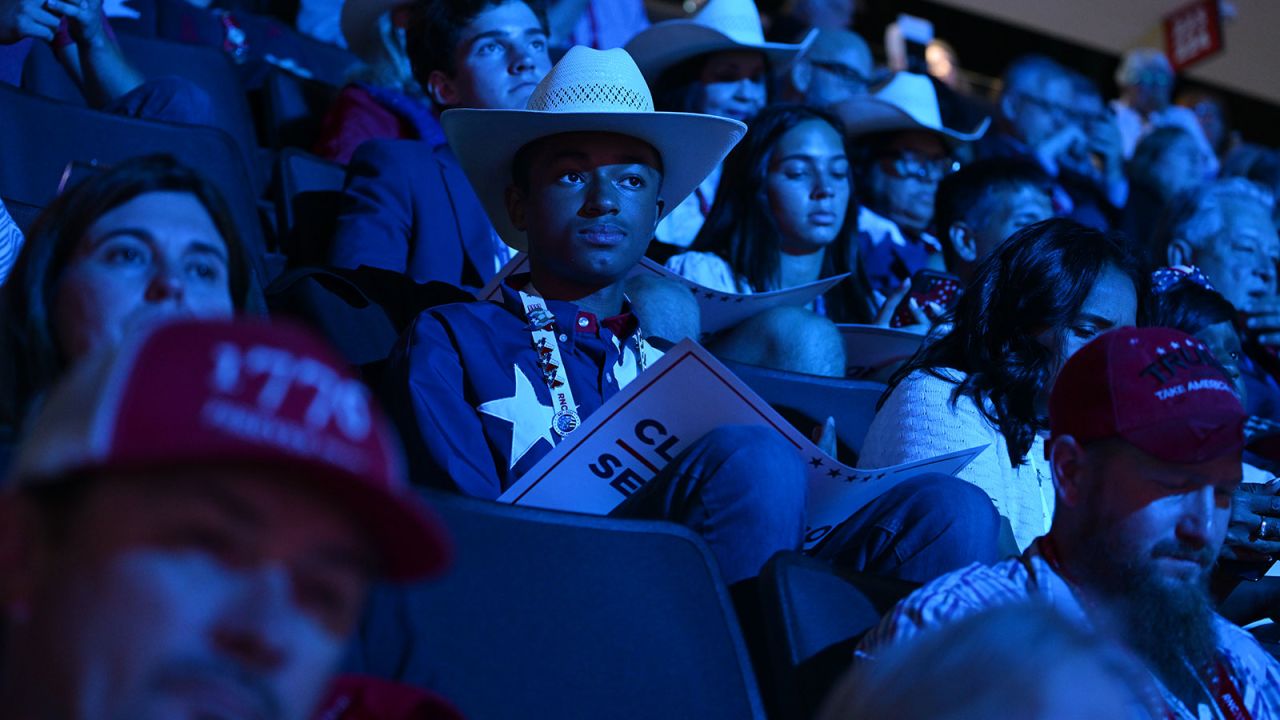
[3, 0, 1280, 717]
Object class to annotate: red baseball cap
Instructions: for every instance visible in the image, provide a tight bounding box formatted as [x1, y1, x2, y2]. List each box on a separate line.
[1049, 327, 1245, 464]
[8, 317, 450, 582]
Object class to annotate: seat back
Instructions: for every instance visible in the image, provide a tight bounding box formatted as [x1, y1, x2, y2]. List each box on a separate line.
[1, 196, 43, 235]
[348, 490, 768, 720]
[21, 35, 260, 186]
[757, 551, 917, 720]
[721, 359, 886, 459]
[0, 83, 270, 287]
[264, 265, 471, 386]
[274, 148, 346, 265]
[261, 67, 341, 150]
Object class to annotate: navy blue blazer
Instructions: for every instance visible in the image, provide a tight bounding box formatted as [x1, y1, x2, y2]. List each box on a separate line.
[330, 130, 505, 289]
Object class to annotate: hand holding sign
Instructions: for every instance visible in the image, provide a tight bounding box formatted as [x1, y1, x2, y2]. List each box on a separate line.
[498, 340, 984, 553]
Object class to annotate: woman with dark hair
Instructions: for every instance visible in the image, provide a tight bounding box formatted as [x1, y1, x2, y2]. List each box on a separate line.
[624, 0, 810, 249]
[0, 154, 254, 428]
[1121, 126, 1210, 252]
[667, 104, 881, 324]
[858, 218, 1143, 551]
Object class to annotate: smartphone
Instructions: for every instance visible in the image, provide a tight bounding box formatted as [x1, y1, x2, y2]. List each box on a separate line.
[890, 269, 962, 329]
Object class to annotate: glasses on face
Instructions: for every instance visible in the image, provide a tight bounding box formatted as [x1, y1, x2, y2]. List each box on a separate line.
[1013, 91, 1077, 120]
[1133, 70, 1172, 88]
[809, 60, 871, 93]
[878, 151, 959, 183]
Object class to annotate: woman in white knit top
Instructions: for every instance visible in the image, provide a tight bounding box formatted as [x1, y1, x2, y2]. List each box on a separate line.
[859, 219, 1142, 551]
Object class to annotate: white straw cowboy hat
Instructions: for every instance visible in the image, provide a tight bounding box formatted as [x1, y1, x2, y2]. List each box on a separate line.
[624, 0, 814, 82]
[442, 46, 747, 251]
[834, 71, 989, 144]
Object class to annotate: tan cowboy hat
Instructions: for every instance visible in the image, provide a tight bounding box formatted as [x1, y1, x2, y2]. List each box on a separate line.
[624, 0, 814, 83]
[340, 0, 402, 61]
[442, 46, 746, 251]
[834, 71, 989, 143]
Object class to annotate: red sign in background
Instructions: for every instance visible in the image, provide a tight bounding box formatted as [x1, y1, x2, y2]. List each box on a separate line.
[1163, 0, 1224, 71]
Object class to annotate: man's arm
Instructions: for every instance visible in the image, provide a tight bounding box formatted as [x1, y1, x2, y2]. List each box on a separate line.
[383, 309, 506, 499]
[53, 0, 144, 106]
[855, 565, 1016, 661]
[330, 140, 417, 276]
[0, 0, 77, 43]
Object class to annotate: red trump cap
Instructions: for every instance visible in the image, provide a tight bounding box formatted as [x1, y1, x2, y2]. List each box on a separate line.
[1049, 326, 1245, 464]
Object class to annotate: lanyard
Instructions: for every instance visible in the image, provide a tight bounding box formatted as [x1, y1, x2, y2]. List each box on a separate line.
[1196, 658, 1252, 720]
[517, 289, 647, 437]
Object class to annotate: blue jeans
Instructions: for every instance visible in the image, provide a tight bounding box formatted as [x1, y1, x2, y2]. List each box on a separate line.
[613, 425, 807, 585]
[105, 76, 212, 125]
[813, 473, 1003, 583]
[613, 426, 1001, 585]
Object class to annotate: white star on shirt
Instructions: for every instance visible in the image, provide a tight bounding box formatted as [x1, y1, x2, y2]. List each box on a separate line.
[478, 365, 556, 469]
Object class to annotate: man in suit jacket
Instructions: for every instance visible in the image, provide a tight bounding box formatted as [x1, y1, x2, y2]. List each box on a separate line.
[329, 0, 554, 289]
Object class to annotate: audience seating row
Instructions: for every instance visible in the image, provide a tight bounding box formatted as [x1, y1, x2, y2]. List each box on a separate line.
[346, 488, 914, 719]
[1, 31, 921, 717]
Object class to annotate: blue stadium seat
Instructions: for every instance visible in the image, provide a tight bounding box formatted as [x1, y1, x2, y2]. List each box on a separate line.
[721, 359, 887, 461]
[20, 34, 262, 191]
[756, 551, 917, 720]
[273, 148, 345, 265]
[346, 489, 768, 720]
[260, 67, 341, 151]
[0, 83, 273, 290]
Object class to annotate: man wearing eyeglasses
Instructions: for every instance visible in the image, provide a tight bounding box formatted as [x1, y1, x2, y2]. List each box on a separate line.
[981, 55, 1126, 231]
[784, 28, 875, 110]
[836, 71, 989, 295]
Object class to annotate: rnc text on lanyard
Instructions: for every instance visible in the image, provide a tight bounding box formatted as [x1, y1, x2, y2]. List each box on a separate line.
[518, 289, 647, 438]
[1038, 539, 1253, 720]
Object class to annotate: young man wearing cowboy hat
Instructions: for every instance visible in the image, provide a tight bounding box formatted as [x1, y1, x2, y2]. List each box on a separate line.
[833, 71, 989, 296]
[384, 46, 1003, 586]
[329, 0, 553, 289]
[0, 317, 451, 720]
[623, 0, 813, 251]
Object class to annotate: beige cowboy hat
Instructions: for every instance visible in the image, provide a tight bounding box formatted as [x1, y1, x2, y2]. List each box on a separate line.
[624, 0, 814, 83]
[442, 46, 746, 251]
[834, 71, 989, 143]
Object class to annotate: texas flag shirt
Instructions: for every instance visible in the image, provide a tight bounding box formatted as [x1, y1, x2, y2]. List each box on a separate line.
[384, 275, 660, 498]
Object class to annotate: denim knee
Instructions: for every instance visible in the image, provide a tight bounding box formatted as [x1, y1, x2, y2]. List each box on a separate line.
[112, 77, 213, 125]
[695, 425, 808, 507]
[880, 472, 1000, 540]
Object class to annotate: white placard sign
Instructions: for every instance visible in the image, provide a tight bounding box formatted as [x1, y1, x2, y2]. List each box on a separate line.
[497, 339, 984, 552]
[838, 323, 925, 374]
[478, 253, 848, 335]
